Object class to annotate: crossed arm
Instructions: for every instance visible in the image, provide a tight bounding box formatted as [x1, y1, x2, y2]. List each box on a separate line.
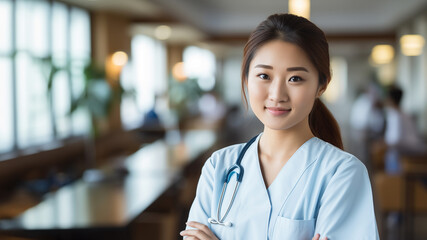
[180, 221, 328, 240]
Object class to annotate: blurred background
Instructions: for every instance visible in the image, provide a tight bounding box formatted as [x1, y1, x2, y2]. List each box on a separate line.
[0, 0, 426, 239]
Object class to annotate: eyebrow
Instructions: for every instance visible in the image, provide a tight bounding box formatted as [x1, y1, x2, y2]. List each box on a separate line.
[254, 64, 309, 72]
[287, 67, 309, 72]
[254, 64, 273, 69]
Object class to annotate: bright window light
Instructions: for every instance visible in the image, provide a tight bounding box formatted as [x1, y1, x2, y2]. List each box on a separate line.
[183, 46, 216, 91]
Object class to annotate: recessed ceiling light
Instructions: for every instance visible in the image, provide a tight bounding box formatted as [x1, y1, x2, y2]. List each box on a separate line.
[400, 34, 425, 56]
[155, 25, 172, 40]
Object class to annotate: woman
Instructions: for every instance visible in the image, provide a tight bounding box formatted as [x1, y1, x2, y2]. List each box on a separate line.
[180, 13, 379, 240]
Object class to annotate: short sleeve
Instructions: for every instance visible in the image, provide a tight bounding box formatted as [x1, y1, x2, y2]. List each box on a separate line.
[314, 158, 379, 240]
[186, 159, 215, 227]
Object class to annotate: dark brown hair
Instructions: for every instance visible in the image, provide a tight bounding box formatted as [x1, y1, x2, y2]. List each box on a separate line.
[241, 13, 343, 149]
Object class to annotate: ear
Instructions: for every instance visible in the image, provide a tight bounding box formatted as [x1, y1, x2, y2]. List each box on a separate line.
[316, 83, 327, 98]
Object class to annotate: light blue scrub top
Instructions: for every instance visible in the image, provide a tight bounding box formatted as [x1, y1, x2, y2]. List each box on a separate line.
[187, 135, 379, 240]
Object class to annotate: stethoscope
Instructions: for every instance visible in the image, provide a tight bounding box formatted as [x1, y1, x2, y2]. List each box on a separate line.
[208, 135, 258, 227]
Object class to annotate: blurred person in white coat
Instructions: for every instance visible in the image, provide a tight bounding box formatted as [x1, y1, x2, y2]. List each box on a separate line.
[384, 85, 426, 174]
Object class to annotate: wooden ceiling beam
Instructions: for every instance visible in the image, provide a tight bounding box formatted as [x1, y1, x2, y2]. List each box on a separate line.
[326, 32, 397, 42]
[204, 31, 397, 44]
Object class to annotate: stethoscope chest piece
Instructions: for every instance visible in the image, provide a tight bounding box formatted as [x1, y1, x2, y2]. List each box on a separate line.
[208, 217, 233, 227]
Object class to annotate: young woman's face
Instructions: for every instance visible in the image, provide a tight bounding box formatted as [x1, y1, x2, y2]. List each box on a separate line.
[247, 40, 324, 132]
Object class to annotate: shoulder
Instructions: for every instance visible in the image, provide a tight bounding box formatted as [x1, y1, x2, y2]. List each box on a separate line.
[310, 139, 372, 203]
[200, 135, 260, 180]
[207, 143, 246, 168]
[310, 138, 367, 176]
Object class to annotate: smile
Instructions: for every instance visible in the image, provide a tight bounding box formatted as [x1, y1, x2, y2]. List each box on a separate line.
[265, 107, 291, 116]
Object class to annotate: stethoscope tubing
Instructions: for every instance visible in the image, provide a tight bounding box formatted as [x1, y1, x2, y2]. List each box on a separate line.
[208, 135, 259, 227]
[217, 181, 240, 223]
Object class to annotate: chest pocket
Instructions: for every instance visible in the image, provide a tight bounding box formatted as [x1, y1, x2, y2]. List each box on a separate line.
[272, 217, 315, 240]
[210, 224, 233, 240]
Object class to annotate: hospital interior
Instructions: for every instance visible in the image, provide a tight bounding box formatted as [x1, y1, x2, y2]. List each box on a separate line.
[0, 0, 427, 239]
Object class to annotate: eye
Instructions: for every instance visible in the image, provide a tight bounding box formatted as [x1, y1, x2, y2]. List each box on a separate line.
[257, 73, 270, 80]
[289, 76, 303, 82]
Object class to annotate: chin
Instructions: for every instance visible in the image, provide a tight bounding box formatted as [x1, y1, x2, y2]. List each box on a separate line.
[263, 122, 295, 131]
[261, 117, 305, 132]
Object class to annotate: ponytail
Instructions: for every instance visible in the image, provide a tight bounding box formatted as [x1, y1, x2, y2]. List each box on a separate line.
[309, 99, 343, 150]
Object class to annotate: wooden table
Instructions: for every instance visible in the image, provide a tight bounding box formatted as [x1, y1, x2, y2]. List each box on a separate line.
[0, 130, 217, 240]
[402, 154, 427, 240]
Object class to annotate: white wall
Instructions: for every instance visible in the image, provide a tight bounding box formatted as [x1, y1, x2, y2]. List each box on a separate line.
[221, 49, 244, 106]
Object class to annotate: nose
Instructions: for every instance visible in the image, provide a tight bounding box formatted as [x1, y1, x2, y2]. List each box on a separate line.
[268, 78, 288, 102]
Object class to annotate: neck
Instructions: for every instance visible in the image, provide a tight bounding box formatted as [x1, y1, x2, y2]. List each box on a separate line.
[259, 118, 314, 163]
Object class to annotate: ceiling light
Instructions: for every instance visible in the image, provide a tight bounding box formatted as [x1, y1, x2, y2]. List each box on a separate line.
[172, 62, 187, 82]
[111, 51, 128, 66]
[289, 0, 310, 19]
[155, 25, 172, 40]
[400, 34, 425, 56]
[371, 44, 394, 64]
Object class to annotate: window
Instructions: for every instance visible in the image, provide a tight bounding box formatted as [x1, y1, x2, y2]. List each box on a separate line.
[69, 7, 91, 136]
[324, 57, 348, 103]
[120, 35, 167, 129]
[0, 0, 13, 154]
[16, 0, 52, 148]
[0, 0, 12, 52]
[52, 2, 71, 139]
[183, 46, 216, 91]
[0, 0, 91, 155]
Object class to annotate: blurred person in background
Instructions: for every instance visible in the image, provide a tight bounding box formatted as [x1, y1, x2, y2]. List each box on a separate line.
[384, 84, 427, 174]
[350, 81, 385, 139]
[349, 81, 385, 170]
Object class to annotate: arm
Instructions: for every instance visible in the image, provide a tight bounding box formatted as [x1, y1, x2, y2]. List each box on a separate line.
[312, 234, 327, 240]
[314, 159, 379, 239]
[186, 159, 215, 226]
[180, 221, 219, 240]
[182, 159, 220, 239]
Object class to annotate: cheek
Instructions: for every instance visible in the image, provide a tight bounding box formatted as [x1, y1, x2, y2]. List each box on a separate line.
[292, 88, 317, 109]
[247, 80, 265, 101]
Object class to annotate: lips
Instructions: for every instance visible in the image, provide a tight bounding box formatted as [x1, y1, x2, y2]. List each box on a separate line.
[265, 107, 291, 116]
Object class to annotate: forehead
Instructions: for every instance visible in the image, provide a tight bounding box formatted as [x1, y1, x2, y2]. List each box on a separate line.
[250, 40, 314, 69]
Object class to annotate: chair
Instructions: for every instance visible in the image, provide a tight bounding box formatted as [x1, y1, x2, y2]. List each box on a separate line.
[374, 155, 427, 240]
